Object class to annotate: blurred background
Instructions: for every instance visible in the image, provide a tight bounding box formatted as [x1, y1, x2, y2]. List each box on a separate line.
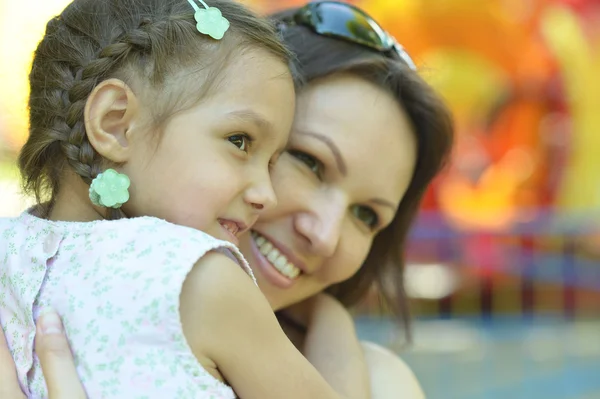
[1, 0, 599, 397]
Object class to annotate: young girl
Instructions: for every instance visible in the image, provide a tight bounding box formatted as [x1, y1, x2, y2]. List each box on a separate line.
[0, 0, 353, 398]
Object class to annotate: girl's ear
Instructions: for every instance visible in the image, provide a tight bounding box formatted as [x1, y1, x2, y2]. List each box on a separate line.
[84, 78, 141, 163]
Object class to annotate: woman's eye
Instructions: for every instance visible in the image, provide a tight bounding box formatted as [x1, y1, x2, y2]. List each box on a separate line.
[289, 150, 323, 177]
[351, 205, 379, 229]
[228, 134, 252, 153]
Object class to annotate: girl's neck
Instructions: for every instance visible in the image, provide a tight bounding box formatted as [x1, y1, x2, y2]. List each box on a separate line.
[49, 173, 107, 222]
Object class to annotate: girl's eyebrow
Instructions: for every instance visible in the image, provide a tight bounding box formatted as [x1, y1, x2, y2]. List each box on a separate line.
[225, 109, 274, 135]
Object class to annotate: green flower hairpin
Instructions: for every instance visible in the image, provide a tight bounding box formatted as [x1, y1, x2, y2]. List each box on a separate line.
[187, 0, 230, 40]
[89, 169, 131, 209]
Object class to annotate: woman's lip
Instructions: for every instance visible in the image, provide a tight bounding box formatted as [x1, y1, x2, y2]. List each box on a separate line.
[249, 233, 295, 289]
[253, 231, 309, 274]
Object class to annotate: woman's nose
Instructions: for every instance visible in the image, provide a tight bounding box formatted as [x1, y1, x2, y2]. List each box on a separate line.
[295, 199, 345, 257]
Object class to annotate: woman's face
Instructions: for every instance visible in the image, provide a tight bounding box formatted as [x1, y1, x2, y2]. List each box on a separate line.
[238, 74, 417, 310]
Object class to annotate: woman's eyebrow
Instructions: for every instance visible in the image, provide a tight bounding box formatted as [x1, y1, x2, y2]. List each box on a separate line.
[368, 198, 398, 212]
[295, 129, 347, 175]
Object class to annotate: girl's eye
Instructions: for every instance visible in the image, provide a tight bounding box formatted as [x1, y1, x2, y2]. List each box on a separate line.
[289, 150, 323, 178]
[351, 205, 379, 229]
[228, 134, 252, 153]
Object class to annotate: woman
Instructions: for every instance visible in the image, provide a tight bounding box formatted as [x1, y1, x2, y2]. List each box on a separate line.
[0, 1, 453, 398]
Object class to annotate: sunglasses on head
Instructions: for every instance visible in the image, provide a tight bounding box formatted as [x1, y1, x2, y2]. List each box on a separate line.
[280, 1, 417, 71]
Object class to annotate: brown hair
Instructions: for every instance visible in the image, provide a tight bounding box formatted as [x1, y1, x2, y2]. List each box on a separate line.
[271, 8, 454, 339]
[19, 0, 292, 217]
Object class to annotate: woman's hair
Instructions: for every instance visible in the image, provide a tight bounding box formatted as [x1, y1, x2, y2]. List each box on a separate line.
[19, 0, 292, 216]
[271, 8, 454, 339]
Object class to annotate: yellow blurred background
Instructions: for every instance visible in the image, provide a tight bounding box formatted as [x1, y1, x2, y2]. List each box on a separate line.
[1, 0, 599, 398]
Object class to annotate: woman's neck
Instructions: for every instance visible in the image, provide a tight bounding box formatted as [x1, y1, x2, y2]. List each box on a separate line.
[276, 312, 307, 351]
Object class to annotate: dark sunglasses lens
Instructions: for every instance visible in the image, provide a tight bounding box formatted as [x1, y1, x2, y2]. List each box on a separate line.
[307, 2, 389, 51]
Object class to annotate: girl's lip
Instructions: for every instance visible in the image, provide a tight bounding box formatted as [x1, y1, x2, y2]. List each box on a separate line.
[218, 218, 249, 235]
[218, 221, 239, 246]
[249, 233, 295, 289]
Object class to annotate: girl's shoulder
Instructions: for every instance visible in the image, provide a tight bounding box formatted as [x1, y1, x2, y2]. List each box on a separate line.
[3, 210, 215, 246]
[1, 211, 240, 266]
[79, 216, 255, 283]
[1, 211, 253, 281]
[90, 216, 232, 256]
[0, 211, 212, 248]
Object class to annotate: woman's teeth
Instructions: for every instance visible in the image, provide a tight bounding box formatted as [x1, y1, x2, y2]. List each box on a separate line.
[252, 232, 301, 279]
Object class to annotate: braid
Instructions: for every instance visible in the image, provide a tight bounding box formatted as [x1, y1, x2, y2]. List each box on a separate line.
[60, 38, 153, 183]
[62, 15, 162, 183]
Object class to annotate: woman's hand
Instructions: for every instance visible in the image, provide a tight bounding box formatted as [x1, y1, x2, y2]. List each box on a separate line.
[0, 310, 87, 399]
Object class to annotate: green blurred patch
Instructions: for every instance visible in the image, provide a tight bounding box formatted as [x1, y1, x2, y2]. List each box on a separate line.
[0, 160, 19, 181]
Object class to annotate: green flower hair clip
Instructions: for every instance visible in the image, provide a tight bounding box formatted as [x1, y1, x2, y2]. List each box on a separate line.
[89, 169, 131, 209]
[187, 0, 230, 40]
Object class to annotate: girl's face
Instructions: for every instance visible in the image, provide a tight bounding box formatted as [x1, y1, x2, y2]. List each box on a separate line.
[122, 50, 295, 245]
[238, 74, 418, 310]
